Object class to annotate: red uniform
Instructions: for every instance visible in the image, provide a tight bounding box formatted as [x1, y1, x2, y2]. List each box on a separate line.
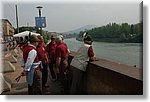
[37, 43, 47, 64]
[23, 45, 40, 70]
[23, 44, 42, 94]
[46, 41, 57, 80]
[19, 43, 28, 51]
[56, 43, 68, 61]
[88, 46, 94, 57]
[46, 42, 57, 61]
[56, 43, 69, 93]
[62, 42, 68, 50]
[37, 43, 49, 87]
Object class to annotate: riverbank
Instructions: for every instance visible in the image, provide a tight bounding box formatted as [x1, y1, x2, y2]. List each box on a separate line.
[64, 38, 143, 68]
[76, 37, 142, 43]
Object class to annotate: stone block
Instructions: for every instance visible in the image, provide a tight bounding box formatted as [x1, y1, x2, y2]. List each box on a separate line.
[4, 54, 17, 63]
[0, 61, 15, 73]
[0, 73, 11, 93]
[11, 50, 18, 57]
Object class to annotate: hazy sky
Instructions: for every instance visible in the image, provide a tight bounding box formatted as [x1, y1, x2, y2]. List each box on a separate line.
[2, 1, 141, 33]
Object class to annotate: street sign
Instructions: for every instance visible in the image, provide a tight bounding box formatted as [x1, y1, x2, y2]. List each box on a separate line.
[35, 17, 46, 28]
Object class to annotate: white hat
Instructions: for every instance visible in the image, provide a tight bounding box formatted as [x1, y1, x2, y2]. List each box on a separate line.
[56, 35, 62, 42]
[59, 34, 64, 40]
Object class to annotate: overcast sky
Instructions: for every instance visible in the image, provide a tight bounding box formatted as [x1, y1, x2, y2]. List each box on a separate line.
[2, 0, 141, 33]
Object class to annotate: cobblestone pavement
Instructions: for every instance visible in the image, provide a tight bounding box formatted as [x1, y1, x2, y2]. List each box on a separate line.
[1, 48, 63, 95]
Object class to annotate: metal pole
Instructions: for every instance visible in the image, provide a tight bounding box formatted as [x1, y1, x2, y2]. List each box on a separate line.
[39, 9, 42, 36]
[39, 9, 41, 17]
[36, 6, 43, 36]
[15, 5, 19, 33]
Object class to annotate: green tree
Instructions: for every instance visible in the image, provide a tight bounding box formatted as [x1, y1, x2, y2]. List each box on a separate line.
[76, 22, 142, 43]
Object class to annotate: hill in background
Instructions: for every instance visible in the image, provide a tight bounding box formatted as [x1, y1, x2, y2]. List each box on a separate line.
[63, 25, 97, 35]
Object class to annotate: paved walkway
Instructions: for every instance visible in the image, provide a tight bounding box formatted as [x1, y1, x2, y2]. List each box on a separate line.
[1, 48, 63, 95]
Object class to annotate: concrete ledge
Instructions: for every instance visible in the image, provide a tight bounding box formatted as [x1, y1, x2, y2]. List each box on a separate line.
[91, 58, 142, 81]
[86, 62, 142, 95]
[69, 51, 143, 95]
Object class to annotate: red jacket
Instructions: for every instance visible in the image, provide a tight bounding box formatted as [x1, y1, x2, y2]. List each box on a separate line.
[23, 45, 40, 70]
[56, 43, 68, 61]
[46, 41, 57, 61]
[37, 43, 47, 64]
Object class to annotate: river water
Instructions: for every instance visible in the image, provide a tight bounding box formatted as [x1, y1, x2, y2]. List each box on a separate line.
[64, 38, 143, 68]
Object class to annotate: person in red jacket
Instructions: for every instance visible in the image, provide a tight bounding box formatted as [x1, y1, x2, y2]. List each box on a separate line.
[37, 35, 49, 88]
[21, 35, 42, 95]
[55, 35, 69, 94]
[46, 35, 57, 81]
[60, 34, 70, 54]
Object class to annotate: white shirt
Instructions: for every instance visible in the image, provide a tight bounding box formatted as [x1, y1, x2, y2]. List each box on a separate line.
[71, 43, 91, 71]
[24, 44, 37, 71]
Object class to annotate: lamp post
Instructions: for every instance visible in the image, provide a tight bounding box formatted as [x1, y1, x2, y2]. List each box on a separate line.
[15, 5, 19, 33]
[36, 6, 43, 35]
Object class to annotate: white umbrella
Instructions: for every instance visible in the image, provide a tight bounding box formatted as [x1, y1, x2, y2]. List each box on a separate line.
[13, 31, 40, 38]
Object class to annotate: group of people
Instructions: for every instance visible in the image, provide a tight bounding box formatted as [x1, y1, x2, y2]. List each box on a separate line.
[19, 32, 96, 95]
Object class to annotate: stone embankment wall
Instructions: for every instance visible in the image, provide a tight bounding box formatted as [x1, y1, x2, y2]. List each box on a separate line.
[68, 51, 143, 95]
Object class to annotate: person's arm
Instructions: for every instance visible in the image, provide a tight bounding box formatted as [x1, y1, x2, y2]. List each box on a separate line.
[64, 43, 70, 53]
[67, 48, 70, 54]
[56, 57, 61, 73]
[45, 52, 49, 63]
[24, 49, 37, 71]
[55, 47, 61, 73]
[45, 44, 50, 63]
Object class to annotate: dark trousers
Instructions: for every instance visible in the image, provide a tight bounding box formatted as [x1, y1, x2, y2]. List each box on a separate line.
[28, 70, 42, 95]
[59, 60, 68, 94]
[67, 66, 73, 92]
[42, 63, 48, 86]
[49, 60, 56, 79]
[70, 66, 85, 95]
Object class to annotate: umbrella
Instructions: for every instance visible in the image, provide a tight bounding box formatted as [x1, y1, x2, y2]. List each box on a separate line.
[13, 31, 40, 38]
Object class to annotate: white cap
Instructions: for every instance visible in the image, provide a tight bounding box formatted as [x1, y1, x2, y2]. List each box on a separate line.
[59, 34, 64, 40]
[56, 35, 62, 42]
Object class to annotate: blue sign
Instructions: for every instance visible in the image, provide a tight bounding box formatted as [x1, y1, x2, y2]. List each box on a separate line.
[35, 17, 46, 28]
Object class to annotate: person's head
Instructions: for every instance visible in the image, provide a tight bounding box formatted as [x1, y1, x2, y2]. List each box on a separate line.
[51, 35, 56, 42]
[37, 35, 44, 44]
[55, 35, 62, 45]
[25, 36, 29, 41]
[29, 35, 40, 47]
[84, 35, 93, 45]
[59, 34, 64, 41]
[20, 37, 23, 43]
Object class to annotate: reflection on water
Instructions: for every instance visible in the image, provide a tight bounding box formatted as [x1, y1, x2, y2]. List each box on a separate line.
[65, 38, 143, 68]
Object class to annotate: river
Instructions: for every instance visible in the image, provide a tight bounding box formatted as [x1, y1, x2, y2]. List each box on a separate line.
[64, 38, 143, 68]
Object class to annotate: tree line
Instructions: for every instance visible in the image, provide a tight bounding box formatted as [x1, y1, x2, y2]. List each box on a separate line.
[76, 22, 142, 43]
